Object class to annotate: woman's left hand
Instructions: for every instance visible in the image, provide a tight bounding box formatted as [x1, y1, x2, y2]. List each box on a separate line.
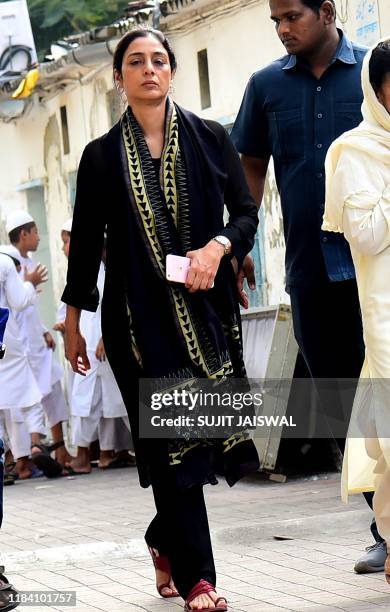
[185, 240, 225, 292]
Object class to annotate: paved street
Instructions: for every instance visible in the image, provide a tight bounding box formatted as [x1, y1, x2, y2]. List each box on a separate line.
[1, 467, 389, 612]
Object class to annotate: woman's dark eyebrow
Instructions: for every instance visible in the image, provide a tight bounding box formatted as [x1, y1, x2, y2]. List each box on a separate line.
[126, 51, 168, 57]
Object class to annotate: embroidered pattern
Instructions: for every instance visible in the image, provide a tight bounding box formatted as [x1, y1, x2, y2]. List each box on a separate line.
[121, 104, 233, 380]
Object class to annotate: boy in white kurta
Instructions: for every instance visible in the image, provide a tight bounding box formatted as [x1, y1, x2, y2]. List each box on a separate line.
[0, 251, 50, 478]
[5, 211, 72, 470]
[60, 222, 132, 473]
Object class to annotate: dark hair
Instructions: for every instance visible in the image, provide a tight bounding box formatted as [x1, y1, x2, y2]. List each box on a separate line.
[113, 27, 177, 80]
[369, 40, 390, 93]
[300, 0, 336, 17]
[9, 222, 36, 244]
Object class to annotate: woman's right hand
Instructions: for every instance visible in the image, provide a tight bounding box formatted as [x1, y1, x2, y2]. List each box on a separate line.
[65, 328, 90, 376]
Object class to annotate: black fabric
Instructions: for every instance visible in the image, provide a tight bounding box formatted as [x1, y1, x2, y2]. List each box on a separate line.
[62, 105, 260, 490]
[289, 279, 364, 380]
[119, 103, 241, 381]
[289, 279, 364, 442]
[145, 453, 216, 599]
[364, 493, 385, 543]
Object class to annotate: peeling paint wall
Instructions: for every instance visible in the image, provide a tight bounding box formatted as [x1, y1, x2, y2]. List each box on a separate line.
[0, 66, 114, 326]
[43, 114, 71, 306]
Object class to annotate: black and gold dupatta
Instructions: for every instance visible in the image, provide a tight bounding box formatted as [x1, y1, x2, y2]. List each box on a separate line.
[119, 100, 259, 487]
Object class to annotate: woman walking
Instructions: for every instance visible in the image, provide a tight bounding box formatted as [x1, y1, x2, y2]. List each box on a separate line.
[323, 39, 390, 582]
[63, 28, 259, 610]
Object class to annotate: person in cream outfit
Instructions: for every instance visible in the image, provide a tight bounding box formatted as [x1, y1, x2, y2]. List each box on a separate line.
[323, 37, 390, 581]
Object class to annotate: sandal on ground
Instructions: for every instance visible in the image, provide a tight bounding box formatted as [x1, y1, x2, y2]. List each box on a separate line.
[4, 462, 17, 485]
[0, 572, 20, 611]
[147, 546, 180, 598]
[184, 579, 228, 612]
[3, 472, 15, 486]
[31, 444, 63, 478]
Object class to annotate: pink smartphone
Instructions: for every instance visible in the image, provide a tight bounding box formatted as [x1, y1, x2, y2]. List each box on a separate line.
[166, 254, 191, 283]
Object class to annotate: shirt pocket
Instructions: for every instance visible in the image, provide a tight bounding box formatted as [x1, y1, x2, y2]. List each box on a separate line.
[267, 108, 305, 162]
[334, 102, 362, 138]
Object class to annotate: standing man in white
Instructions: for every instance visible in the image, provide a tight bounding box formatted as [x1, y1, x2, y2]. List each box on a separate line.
[60, 221, 132, 473]
[5, 211, 73, 473]
[0, 251, 50, 479]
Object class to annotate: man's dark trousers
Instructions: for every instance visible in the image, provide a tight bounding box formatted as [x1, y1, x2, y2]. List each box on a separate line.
[289, 278, 383, 542]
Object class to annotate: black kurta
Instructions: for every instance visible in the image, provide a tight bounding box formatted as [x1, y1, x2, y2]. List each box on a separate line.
[62, 107, 260, 488]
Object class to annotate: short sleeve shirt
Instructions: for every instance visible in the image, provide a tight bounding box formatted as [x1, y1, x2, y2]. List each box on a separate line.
[231, 30, 368, 288]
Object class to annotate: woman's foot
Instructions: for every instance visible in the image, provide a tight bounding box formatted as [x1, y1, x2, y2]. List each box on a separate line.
[147, 546, 179, 598]
[185, 580, 227, 611]
[188, 591, 220, 609]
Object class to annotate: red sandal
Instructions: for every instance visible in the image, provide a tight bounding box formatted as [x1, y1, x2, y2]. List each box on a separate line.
[147, 546, 180, 598]
[184, 579, 228, 611]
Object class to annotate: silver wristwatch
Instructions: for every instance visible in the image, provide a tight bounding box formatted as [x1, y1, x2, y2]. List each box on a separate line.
[212, 235, 232, 256]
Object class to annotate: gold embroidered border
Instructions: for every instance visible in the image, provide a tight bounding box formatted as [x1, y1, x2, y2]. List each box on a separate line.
[121, 108, 233, 380]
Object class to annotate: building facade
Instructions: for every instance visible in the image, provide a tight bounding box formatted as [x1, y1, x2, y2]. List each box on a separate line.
[0, 0, 388, 326]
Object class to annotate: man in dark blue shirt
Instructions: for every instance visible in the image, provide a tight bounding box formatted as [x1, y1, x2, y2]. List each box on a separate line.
[232, 0, 386, 572]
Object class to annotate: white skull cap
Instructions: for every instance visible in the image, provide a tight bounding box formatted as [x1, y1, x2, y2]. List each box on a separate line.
[61, 218, 72, 233]
[6, 210, 35, 234]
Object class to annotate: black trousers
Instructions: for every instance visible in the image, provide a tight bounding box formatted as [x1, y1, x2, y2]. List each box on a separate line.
[289, 279, 384, 543]
[145, 452, 216, 599]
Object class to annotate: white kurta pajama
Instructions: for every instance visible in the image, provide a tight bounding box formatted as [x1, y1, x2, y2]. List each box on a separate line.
[55, 301, 74, 399]
[0, 254, 45, 458]
[2, 245, 68, 428]
[323, 39, 390, 544]
[71, 262, 131, 450]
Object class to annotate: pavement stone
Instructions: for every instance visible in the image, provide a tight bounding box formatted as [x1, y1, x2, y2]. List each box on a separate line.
[1, 468, 389, 611]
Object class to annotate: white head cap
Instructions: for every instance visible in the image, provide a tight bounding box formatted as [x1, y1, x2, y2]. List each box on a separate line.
[6, 210, 35, 234]
[61, 218, 72, 233]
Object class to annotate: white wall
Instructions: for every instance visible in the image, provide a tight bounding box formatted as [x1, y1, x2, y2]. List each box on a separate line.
[0, 65, 115, 326]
